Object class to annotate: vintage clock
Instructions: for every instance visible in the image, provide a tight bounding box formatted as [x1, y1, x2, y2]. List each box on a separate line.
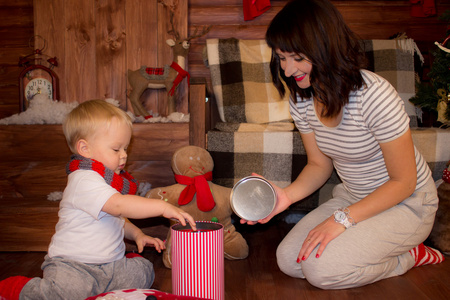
[18, 36, 59, 112]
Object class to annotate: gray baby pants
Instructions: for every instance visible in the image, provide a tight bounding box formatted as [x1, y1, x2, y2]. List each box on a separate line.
[20, 254, 155, 300]
[276, 177, 438, 289]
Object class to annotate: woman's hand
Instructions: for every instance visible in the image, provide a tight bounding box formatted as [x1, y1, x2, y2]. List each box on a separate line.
[240, 173, 293, 225]
[297, 215, 346, 262]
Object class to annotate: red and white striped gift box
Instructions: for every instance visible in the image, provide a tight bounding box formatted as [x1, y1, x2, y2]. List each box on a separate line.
[171, 221, 224, 300]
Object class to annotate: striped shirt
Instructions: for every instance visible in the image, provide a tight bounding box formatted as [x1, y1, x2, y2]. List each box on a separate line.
[290, 70, 431, 199]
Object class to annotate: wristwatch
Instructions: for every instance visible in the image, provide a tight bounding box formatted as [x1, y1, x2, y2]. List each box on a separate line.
[333, 208, 356, 229]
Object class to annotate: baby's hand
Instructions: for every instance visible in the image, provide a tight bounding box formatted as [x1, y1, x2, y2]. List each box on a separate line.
[135, 232, 166, 253]
[163, 203, 197, 231]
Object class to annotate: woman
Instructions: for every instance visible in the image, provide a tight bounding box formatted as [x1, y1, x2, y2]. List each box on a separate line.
[242, 0, 444, 289]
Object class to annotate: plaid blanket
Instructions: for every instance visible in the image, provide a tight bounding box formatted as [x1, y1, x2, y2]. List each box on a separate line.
[361, 39, 420, 127]
[206, 38, 292, 124]
[206, 38, 420, 126]
[214, 121, 295, 132]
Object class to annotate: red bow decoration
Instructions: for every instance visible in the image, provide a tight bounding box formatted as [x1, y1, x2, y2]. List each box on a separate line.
[174, 171, 215, 212]
[169, 61, 190, 96]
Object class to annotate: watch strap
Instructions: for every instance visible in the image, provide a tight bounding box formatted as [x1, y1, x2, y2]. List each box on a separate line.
[334, 208, 356, 229]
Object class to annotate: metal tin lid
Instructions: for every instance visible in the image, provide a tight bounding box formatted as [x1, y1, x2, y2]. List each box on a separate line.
[230, 176, 276, 221]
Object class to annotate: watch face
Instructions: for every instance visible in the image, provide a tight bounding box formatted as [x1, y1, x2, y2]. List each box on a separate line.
[335, 211, 346, 222]
[25, 78, 53, 101]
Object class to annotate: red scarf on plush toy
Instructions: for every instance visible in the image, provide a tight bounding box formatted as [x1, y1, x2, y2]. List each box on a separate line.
[174, 171, 215, 212]
[66, 154, 138, 195]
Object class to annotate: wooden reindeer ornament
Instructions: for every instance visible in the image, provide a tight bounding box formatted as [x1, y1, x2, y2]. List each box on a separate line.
[127, 0, 210, 117]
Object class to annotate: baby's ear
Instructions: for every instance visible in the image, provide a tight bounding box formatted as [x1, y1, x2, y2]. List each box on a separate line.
[76, 139, 90, 157]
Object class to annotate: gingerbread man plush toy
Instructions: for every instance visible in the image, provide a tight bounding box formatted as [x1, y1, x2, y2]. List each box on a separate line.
[146, 145, 249, 268]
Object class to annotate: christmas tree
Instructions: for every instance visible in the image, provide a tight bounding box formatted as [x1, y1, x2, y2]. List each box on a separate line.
[409, 10, 450, 125]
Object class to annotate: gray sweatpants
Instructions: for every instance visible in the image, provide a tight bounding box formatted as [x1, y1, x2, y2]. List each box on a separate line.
[277, 177, 438, 289]
[20, 254, 155, 300]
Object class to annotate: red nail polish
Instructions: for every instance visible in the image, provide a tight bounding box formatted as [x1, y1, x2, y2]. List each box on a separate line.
[302, 256, 306, 261]
[316, 254, 320, 258]
[296, 258, 300, 263]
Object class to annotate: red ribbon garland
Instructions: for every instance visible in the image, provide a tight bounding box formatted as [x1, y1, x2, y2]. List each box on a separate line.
[169, 61, 190, 96]
[174, 171, 215, 212]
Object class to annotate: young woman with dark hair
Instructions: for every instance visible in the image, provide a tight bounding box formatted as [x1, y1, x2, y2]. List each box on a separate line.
[241, 0, 444, 289]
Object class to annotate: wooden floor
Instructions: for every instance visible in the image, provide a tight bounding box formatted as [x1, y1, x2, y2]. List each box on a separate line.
[1, 219, 449, 300]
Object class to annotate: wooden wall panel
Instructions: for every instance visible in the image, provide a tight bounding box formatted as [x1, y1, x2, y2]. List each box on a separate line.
[31, 0, 188, 115]
[65, 0, 97, 102]
[33, 0, 66, 101]
[96, 0, 127, 102]
[0, 0, 34, 119]
[0, 7, 33, 27]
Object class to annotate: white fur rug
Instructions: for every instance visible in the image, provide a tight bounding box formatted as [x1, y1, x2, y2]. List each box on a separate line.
[0, 95, 189, 124]
[0, 94, 78, 125]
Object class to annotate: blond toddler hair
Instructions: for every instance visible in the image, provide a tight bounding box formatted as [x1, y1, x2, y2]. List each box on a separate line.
[63, 100, 132, 154]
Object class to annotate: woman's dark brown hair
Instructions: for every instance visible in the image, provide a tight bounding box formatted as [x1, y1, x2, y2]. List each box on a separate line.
[266, 0, 367, 118]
